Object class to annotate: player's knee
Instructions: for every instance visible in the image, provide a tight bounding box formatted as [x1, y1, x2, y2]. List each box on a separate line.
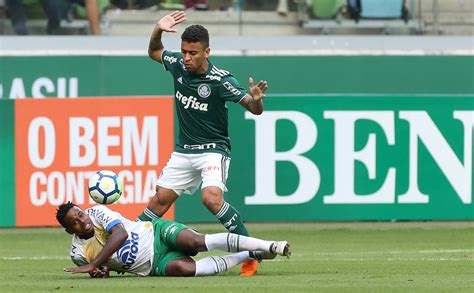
[181, 236, 202, 256]
[201, 192, 223, 212]
[187, 237, 202, 255]
[177, 230, 204, 255]
[177, 263, 195, 276]
[157, 195, 171, 207]
[155, 188, 175, 207]
[168, 261, 195, 277]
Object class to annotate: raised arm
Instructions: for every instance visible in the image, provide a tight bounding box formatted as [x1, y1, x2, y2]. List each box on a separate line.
[239, 77, 268, 115]
[148, 11, 187, 63]
[64, 224, 128, 275]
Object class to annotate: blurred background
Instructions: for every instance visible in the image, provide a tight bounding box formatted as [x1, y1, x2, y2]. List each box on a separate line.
[0, 0, 472, 36]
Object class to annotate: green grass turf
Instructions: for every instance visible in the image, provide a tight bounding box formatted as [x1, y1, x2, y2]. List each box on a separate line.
[0, 222, 473, 293]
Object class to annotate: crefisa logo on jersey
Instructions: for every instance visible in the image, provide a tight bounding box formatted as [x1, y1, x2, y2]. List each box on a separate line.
[176, 90, 209, 111]
[117, 232, 140, 269]
[198, 84, 211, 98]
[164, 55, 177, 64]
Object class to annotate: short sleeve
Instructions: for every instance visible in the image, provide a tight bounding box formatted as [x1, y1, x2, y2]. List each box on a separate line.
[71, 253, 88, 266]
[220, 76, 248, 103]
[161, 50, 182, 76]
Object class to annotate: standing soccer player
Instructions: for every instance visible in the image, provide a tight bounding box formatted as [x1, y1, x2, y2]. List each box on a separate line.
[138, 11, 268, 276]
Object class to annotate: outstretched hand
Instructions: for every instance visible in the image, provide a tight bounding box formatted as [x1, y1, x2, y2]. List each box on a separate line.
[64, 263, 110, 278]
[64, 263, 97, 274]
[248, 77, 268, 101]
[158, 11, 186, 32]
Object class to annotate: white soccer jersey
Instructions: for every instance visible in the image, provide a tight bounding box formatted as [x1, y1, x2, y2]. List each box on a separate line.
[69, 205, 155, 276]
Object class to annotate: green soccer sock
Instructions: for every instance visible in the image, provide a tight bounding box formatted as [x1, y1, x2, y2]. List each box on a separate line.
[215, 201, 249, 236]
[137, 207, 161, 222]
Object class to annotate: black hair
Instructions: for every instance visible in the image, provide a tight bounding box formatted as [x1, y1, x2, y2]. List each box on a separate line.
[181, 25, 209, 48]
[56, 201, 76, 228]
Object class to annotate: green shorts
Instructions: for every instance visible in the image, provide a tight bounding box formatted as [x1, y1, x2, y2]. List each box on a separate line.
[150, 218, 192, 276]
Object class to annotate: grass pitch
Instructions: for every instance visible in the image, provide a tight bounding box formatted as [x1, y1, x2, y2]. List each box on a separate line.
[0, 222, 473, 293]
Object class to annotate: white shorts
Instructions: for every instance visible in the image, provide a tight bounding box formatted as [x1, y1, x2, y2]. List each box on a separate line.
[156, 152, 231, 196]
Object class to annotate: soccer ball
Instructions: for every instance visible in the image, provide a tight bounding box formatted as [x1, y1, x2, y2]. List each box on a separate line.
[88, 170, 123, 204]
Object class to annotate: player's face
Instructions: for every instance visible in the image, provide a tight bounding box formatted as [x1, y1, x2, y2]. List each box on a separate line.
[181, 41, 210, 74]
[64, 207, 94, 237]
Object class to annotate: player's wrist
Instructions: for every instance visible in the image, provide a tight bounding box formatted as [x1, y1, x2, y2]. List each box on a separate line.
[251, 94, 265, 101]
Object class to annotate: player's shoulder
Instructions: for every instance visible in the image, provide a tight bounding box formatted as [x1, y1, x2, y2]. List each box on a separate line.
[207, 63, 238, 83]
[208, 71, 241, 89]
[163, 49, 181, 58]
[208, 63, 234, 79]
[162, 50, 182, 66]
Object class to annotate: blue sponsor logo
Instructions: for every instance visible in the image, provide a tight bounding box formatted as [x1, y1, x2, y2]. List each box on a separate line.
[116, 232, 139, 269]
[88, 208, 113, 223]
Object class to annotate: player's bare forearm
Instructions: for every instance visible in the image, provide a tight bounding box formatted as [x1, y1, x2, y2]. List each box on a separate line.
[148, 28, 164, 63]
[240, 95, 264, 115]
[90, 224, 128, 268]
[248, 97, 264, 115]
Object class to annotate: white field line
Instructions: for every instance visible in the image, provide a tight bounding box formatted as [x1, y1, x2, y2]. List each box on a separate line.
[2, 249, 472, 261]
[417, 249, 473, 254]
[272, 258, 474, 262]
[0, 256, 70, 260]
[2, 256, 471, 262]
[277, 249, 474, 261]
[309, 249, 474, 256]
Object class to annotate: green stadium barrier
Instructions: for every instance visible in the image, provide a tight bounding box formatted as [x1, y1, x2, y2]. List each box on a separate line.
[1, 54, 474, 225]
[1, 56, 473, 99]
[176, 95, 474, 222]
[0, 100, 15, 227]
[1, 95, 473, 225]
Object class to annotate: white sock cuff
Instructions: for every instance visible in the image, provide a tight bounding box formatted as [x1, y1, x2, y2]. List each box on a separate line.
[194, 252, 250, 276]
[144, 208, 160, 220]
[205, 233, 241, 252]
[215, 201, 230, 219]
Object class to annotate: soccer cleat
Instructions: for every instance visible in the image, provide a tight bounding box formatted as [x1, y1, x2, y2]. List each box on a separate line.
[239, 259, 259, 276]
[249, 251, 277, 262]
[270, 241, 291, 257]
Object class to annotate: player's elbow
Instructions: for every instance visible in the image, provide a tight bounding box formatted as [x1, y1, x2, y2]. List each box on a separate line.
[148, 50, 163, 63]
[109, 224, 129, 243]
[251, 108, 263, 115]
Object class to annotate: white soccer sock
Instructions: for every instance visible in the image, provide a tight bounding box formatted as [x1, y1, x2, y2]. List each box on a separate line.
[194, 252, 250, 276]
[204, 233, 274, 252]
